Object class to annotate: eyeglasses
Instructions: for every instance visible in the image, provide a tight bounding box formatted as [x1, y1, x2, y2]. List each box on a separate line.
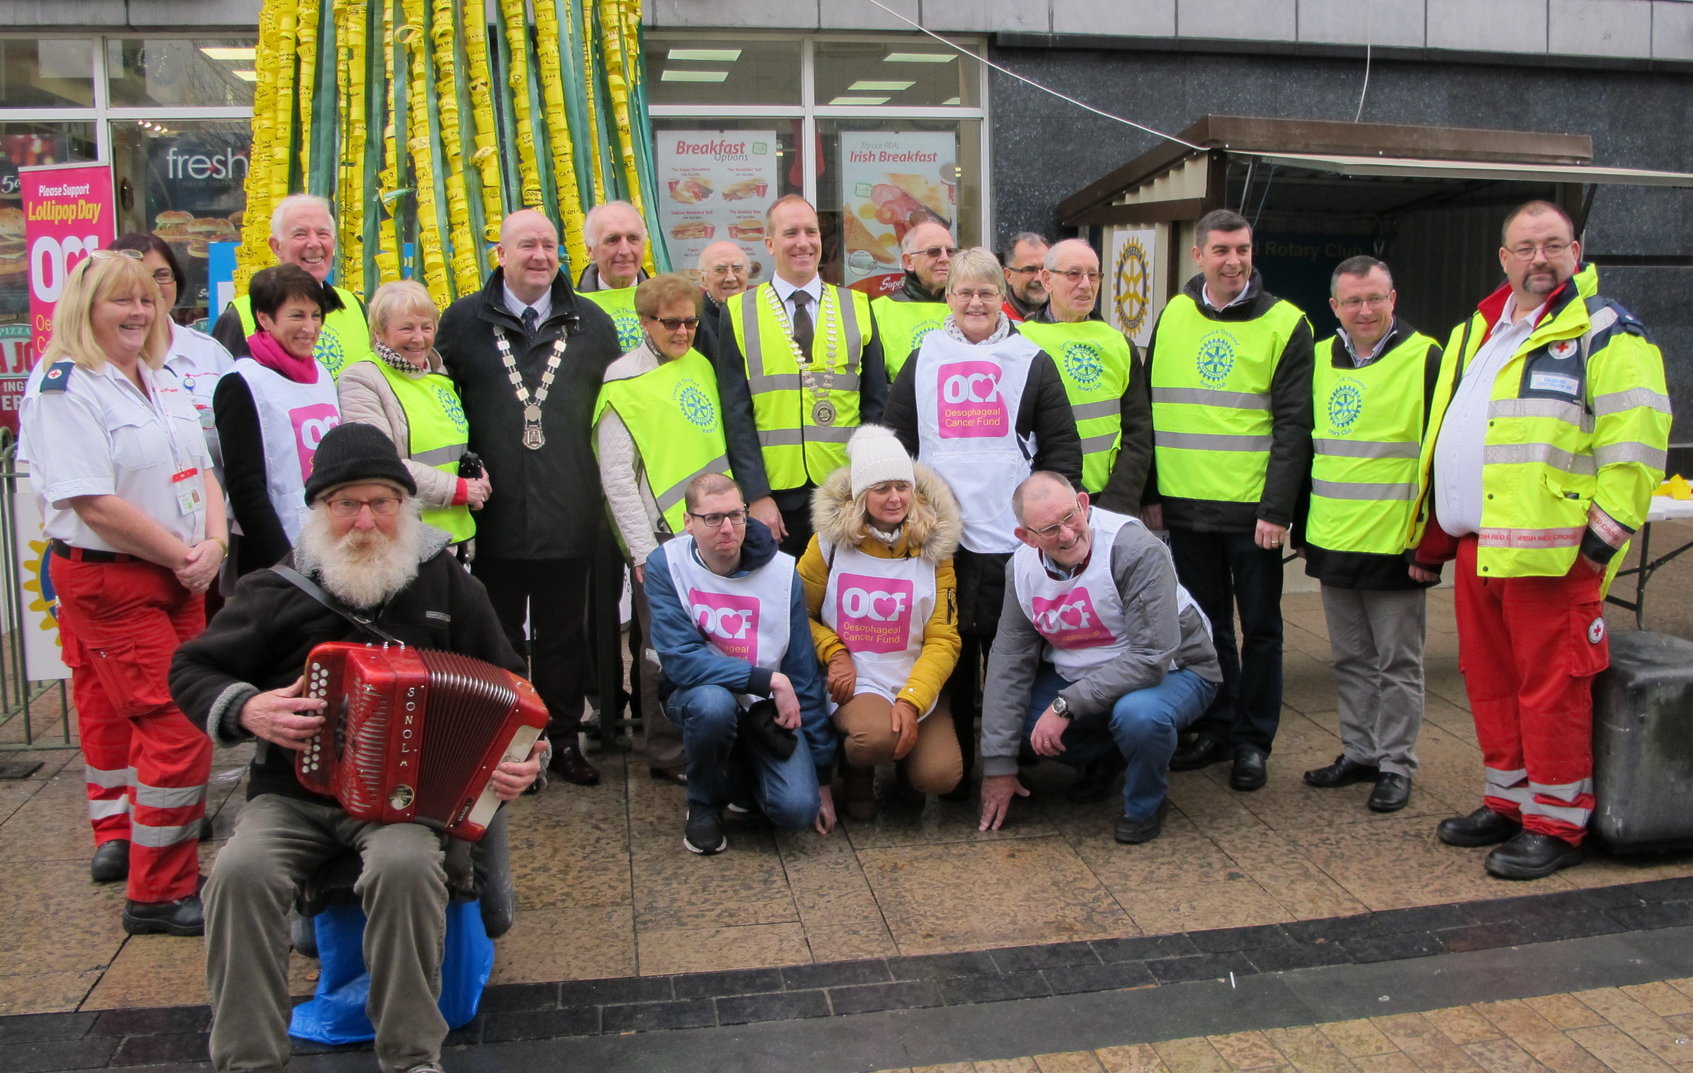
[688, 508, 748, 528]
[1336, 294, 1392, 311]
[325, 496, 403, 518]
[89, 248, 143, 262]
[912, 245, 960, 259]
[651, 316, 699, 331]
[1054, 269, 1102, 284]
[150, 269, 176, 286]
[707, 263, 749, 277]
[1027, 506, 1087, 540]
[950, 288, 1000, 303]
[1506, 241, 1571, 261]
[1006, 265, 1042, 276]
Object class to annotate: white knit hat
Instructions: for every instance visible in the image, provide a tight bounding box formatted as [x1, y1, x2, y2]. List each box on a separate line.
[847, 424, 914, 496]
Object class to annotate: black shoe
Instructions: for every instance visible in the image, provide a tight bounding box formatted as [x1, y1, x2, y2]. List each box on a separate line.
[1170, 734, 1228, 772]
[1437, 806, 1522, 847]
[1067, 752, 1128, 804]
[649, 766, 687, 786]
[1230, 747, 1268, 791]
[91, 839, 129, 883]
[1368, 773, 1412, 813]
[1114, 799, 1170, 845]
[683, 804, 727, 855]
[1485, 831, 1584, 880]
[122, 894, 205, 937]
[549, 743, 601, 786]
[1303, 755, 1378, 788]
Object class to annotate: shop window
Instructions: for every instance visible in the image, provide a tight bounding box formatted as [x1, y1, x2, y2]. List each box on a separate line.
[0, 39, 94, 108]
[647, 38, 801, 107]
[813, 40, 979, 108]
[106, 39, 256, 108]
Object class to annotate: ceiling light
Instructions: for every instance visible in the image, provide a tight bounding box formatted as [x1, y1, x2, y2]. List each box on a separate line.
[667, 49, 741, 62]
[200, 47, 256, 62]
[232, 70, 259, 82]
[884, 52, 954, 63]
[943, 96, 961, 106]
[849, 80, 915, 92]
[662, 70, 729, 83]
[829, 96, 890, 106]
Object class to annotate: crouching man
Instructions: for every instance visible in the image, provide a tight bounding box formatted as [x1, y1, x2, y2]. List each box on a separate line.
[979, 472, 1221, 843]
[645, 472, 838, 854]
[170, 423, 544, 1073]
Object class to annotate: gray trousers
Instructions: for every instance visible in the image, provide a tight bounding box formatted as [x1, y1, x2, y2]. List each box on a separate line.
[204, 794, 448, 1073]
[1320, 584, 1426, 777]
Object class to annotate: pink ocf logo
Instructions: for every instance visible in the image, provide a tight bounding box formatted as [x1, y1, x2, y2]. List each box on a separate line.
[936, 360, 1007, 438]
[834, 572, 913, 654]
[1030, 587, 1115, 649]
[689, 589, 760, 664]
[291, 404, 341, 483]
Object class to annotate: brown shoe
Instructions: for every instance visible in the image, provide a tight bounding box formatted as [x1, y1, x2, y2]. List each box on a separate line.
[548, 742, 600, 786]
[842, 765, 877, 821]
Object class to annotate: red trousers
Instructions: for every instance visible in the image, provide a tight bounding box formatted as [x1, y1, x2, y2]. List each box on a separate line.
[1453, 537, 1608, 844]
[52, 556, 211, 902]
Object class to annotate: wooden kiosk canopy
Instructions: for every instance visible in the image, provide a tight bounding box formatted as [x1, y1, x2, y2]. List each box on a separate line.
[1058, 115, 1693, 342]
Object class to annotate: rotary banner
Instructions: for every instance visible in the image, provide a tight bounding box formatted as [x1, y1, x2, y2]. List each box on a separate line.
[237, 0, 664, 309]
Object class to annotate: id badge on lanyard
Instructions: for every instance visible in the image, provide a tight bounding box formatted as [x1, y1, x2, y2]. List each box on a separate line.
[172, 467, 203, 515]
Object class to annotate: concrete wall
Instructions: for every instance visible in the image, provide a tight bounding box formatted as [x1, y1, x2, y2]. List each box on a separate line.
[645, 0, 1693, 65]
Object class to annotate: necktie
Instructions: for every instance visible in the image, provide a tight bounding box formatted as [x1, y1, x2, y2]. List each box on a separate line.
[789, 290, 814, 358]
[521, 305, 538, 340]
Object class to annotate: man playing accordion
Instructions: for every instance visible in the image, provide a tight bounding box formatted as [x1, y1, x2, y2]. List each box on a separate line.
[171, 422, 544, 1073]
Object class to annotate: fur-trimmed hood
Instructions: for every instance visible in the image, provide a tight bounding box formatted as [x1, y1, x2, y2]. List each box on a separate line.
[810, 459, 962, 562]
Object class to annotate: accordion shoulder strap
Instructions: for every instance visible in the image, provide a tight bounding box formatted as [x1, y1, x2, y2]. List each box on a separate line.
[272, 565, 405, 647]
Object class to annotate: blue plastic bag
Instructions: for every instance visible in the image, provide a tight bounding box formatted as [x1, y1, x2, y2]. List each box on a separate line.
[288, 899, 495, 1045]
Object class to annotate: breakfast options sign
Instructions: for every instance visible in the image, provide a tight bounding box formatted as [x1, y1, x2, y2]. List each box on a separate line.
[655, 131, 779, 285]
[838, 131, 956, 294]
[21, 163, 116, 358]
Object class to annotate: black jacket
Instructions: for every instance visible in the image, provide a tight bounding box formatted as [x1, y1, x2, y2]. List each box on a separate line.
[696, 293, 724, 366]
[169, 530, 525, 804]
[891, 272, 943, 303]
[1295, 320, 1443, 590]
[436, 268, 621, 560]
[1143, 271, 1314, 532]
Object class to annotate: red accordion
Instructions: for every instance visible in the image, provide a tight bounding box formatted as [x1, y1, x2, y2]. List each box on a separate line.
[296, 642, 548, 841]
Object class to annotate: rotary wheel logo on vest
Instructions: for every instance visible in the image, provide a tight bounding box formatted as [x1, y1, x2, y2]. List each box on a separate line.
[675, 377, 718, 430]
[1327, 378, 1365, 433]
[910, 318, 944, 352]
[615, 310, 643, 351]
[435, 385, 468, 432]
[1112, 236, 1150, 335]
[1196, 331, 1237, 384]
[316, 328, 347, 376]
[1061, 340, 1104, 389]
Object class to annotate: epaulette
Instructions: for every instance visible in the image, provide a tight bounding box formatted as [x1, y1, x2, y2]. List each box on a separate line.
[39, 361, 76, 392]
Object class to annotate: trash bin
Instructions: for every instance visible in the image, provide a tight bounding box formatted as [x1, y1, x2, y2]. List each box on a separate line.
[1591, 630, 1693, 853]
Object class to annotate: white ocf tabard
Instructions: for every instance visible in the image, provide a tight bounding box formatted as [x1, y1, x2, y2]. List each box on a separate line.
[664, 533, 796, 707]
[913, 331, 1036, 554]
[819, 541, 938, 715]
[231, 357, 340, 542]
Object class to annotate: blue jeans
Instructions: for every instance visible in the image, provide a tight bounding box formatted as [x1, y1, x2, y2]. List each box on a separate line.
[666, 685, 821, 829]
[1025, 665, 1218, 820]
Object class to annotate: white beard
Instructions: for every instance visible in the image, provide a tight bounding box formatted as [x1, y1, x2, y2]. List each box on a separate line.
[294, 500, 423, 610]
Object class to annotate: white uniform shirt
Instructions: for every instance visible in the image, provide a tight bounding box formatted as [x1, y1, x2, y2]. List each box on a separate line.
[162, 320, 236, 469]
[20, 358, 212, 550]
[1432, 296, 1543, 537]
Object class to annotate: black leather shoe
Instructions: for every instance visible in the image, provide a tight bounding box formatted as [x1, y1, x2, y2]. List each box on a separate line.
[91, 839, 129, 883]
[1485, 831, 1584, 880]
[1368, 773, 1412, 813]
[122, 894, 205, 936]
[1230, 747, 1268, 791]
[1114, 799, 1170, 844]
[1437, 806, 1522, 847]
[1067, 752, 1128, 804]
[549, 742, 601, 785]
[649, 766, 687, 786]
[1169, 734, 1228, 772]
[1303, 755, 1379, 788]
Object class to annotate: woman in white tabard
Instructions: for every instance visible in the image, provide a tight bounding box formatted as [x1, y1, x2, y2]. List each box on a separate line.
[800, 425, 963, 820]
[214, 264, 341, 577]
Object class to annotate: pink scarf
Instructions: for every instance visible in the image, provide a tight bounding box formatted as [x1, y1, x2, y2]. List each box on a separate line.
[246, 330, 320, 384]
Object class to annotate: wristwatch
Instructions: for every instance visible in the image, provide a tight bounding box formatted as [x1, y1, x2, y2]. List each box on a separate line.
[1051, 696, 1072, 720]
